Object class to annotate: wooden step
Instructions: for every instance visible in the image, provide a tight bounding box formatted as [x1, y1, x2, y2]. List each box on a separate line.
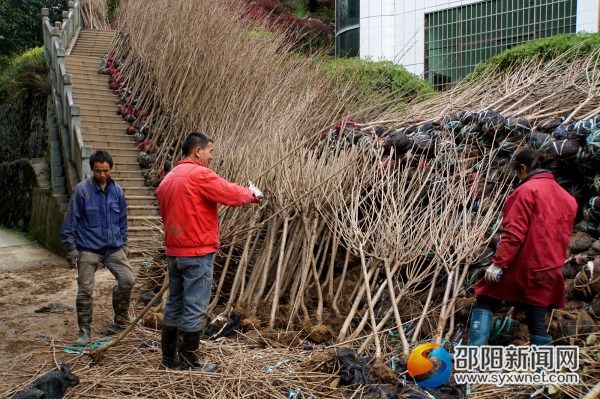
[128, 205, 160, 216]
[73, 91, 123, 100]
[72, 44, 113, 50]
[111, 170, 146, 179]
[127, 225, 157, 234]
[128, 215, 162, 227]
[74, 98, 123, 106]
[87, 139, 137, 148]
[81, 121, 129, 130]
[122, 186, 154, 196]
[109, 161, 142, 172]
[123, 195, 157, 206]
[99, 148, 139, 156]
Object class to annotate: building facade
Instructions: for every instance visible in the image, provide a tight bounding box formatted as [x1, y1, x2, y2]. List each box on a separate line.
[336, 0, 600, 88]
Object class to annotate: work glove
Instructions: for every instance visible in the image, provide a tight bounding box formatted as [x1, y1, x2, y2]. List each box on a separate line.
[249, 181, 263, 201]
[484, 264, 504, 284]
[66, 249, 79, 269]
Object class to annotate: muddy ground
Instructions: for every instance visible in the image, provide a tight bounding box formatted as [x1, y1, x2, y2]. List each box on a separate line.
[0, 228, 126, 395]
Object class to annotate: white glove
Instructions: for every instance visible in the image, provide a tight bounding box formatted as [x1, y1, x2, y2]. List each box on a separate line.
[249, 181, 263, 199]
[484, 264, 504, 284]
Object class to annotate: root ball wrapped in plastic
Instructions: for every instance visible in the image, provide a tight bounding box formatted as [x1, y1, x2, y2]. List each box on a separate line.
[592, 173, 600, 193]
[574, 117, 598, 138]
[583, 197, 600, 226]
[569, 231, 596, 253]
[137, 152, 156, 168]
[381, 130, 412, 157]
[412, 131, 434, 152]
[553, 122, 580, 141]
[586, 127, 600, 160]
[527, 132, 555, 152]
[441, 115, 463, 134]
[550, 309, 596, 344]
[505, 116, 532, 136]
[471, 245, 494, 268]
[458, 110, 481, 125]
[133, 131, 146, 143]
[570, 259, 600, 301]
[589, 240, 600, 257]
[482, 114, 507, 137]
[548, 139, 581, 159]
[536, 117, 564, 132]
[458, 123, 482, 141]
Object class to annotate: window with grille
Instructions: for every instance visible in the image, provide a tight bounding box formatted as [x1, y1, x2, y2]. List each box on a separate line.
[425, 0, 577, 90]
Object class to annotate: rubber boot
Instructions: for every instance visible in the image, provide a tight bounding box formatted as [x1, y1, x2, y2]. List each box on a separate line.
[113, 286, 132, 325]
[102, 287, 132, 336]
[160, 325, 179, 369]
[468, 307, 493, 346]
[530, 334, 552, 346]
[179, 330, 218, 372]
[76, 298, 93, 345]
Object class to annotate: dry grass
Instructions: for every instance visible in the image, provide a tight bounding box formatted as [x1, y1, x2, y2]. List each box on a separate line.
[81, 0, 110, 30]
[52, 1, 600, 397]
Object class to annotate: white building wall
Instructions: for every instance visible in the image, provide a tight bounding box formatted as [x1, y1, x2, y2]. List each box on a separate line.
[360, 0, 600, 77]
[577, 0, 600, 32]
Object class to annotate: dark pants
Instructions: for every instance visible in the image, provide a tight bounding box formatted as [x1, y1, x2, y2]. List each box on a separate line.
[475, 295, 547, 336]
[163, 254, 214, 333]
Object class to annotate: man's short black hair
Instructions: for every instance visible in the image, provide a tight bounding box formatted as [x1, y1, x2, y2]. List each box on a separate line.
[182, 132, 213, 156]
[89, 150, 113, 169]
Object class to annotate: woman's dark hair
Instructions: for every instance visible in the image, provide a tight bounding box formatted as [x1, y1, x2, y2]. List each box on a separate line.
[89, 150, 113, 168]
[513, 148, 555, 171]
[181, 132, 213, 156]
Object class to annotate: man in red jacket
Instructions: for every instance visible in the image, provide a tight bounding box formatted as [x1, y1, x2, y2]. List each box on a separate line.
[469, 149, 577, 347]
[156, 132, 262, 370]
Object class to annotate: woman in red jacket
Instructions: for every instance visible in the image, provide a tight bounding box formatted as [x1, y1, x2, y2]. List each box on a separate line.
[469, 148, 577, 346]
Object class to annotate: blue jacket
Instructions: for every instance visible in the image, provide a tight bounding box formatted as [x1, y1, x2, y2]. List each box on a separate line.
[60, 177, 128, 253]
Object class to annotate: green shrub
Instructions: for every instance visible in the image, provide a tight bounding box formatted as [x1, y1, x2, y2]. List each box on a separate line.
[324, 58, 434, 106]
[0, 47, 48, 100]
[293, 1, 309, 18]
[469, 33, 600, 79]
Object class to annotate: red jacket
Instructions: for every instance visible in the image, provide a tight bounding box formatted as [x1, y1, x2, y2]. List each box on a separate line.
[475, 172, 577, 308]
[157, 159, 257, 256]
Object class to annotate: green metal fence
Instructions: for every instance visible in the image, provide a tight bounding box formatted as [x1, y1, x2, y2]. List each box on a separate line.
[425, 0, 578, 89]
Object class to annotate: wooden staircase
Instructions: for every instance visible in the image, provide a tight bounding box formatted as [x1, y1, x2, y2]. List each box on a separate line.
[65, 29, 161, 259]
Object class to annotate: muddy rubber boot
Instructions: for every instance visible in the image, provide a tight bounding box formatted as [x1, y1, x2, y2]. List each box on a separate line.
[76, 298, 93, 345]
[160, 325, 179, 369]
[179, 331, 218, 372]
[113, 286, 132, 325]
[468, 307, 493, 346]
[102, 287, 132, 336]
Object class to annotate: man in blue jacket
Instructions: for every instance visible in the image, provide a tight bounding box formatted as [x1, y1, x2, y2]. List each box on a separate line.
[60, 150, 135, 345]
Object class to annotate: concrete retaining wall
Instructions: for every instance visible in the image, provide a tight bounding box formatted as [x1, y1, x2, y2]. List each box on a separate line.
[29, 187, 66, 254]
